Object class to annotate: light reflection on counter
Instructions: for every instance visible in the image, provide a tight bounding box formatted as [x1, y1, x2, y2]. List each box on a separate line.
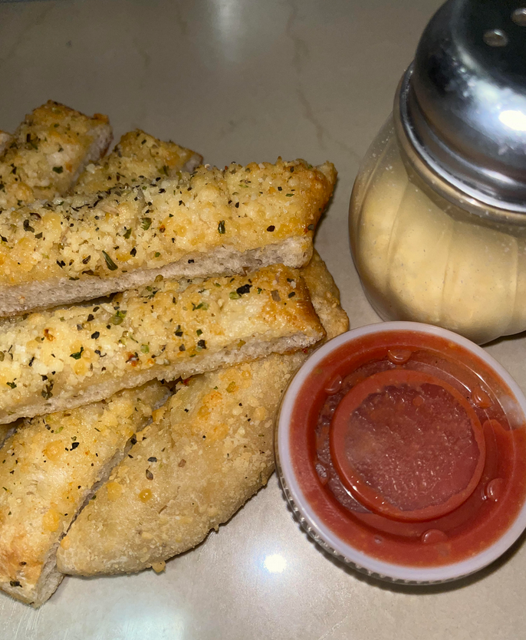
[212, 0, 244, 62]
[263, 554, 287, 574]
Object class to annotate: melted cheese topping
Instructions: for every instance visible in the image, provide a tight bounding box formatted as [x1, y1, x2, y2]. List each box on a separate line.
[0, 382, 167, 605]
[74, 129, 201, 195]
[0, 159, 336, 285]
[0, 101, 111, 210]
[0, 264, 323, 421]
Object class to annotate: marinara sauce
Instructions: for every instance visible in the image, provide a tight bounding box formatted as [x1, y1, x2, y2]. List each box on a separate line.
[289, 330, 526, 567]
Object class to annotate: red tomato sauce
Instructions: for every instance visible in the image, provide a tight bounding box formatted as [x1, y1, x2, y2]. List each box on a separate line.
[290, 331, 526, 567]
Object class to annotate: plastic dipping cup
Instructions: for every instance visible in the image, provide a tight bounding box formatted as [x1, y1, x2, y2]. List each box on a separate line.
[275, 322, 526, 584]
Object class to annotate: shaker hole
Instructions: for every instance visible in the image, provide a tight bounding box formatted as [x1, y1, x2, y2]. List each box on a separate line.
[512, 8, 526, 26]
[483, 29, 509, 47]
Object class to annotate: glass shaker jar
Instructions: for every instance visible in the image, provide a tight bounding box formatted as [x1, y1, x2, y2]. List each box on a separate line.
[350, 0, 526, 344]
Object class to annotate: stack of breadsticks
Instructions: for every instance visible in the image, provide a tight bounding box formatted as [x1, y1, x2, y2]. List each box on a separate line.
[0, 102, 348, 607]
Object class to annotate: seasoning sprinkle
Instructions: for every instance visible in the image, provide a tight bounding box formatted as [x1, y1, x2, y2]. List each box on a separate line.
[236, 284, 252, 296]
[102, 251, 118, 271]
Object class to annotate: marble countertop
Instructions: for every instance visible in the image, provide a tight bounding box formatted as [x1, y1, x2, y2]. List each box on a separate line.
[2, 0, 526, 638]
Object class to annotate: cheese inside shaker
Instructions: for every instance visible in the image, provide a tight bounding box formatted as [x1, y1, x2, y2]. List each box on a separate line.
[349, 0, 526, 345]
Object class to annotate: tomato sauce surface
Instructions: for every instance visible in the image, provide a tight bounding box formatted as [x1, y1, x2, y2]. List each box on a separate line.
[290, 331, 526, 566]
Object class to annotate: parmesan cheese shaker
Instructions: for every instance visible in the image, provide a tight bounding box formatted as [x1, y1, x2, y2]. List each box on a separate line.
[349, 0, 526, 344]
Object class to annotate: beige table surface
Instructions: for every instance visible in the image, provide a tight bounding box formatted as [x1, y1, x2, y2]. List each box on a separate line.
[1, 0, 526, 638]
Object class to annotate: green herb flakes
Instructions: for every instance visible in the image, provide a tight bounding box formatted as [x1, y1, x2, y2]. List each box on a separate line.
[102, 251, 118, 271]
[70, 346, 84, 360]
[111, 310, 127, 325]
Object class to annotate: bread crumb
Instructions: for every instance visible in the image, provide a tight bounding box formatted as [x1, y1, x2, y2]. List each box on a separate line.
[151, 561, 166, 574]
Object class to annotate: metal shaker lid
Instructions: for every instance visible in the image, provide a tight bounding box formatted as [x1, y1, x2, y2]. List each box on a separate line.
[399, 0, 526, 212]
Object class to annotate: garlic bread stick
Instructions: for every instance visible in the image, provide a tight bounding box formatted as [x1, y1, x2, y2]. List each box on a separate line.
[74, 129, 202, 195]
[0, 382, 169, 607]
[57, 252, 348, 575]
[0, 101, 112, 210]
[0, 264, 324, 424]
[0, 158, 336, 317]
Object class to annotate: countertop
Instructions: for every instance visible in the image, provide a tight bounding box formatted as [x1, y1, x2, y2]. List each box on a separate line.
[1, 0, 526, 638]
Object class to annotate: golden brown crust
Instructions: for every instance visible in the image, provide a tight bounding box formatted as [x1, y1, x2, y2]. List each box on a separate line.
[0, 382, 168, 606]
[0, 101, 112, 210]
[73, 129, 202, 195]
[0, 159, 336, 289]
[0, 264, 324, 424]
[57, 357, 302, 575]
[302, 250, 349, 340]
[56, 254, 348, 576]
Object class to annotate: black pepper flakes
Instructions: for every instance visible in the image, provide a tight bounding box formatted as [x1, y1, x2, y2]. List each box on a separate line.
[236, 284, 252, 296]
